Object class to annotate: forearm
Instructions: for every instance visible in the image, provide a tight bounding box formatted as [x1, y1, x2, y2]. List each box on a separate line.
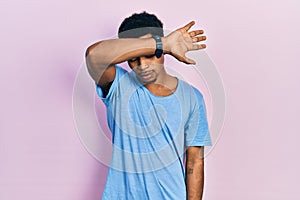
[86, 38, 157, 67]
[185, 159, 205, 200]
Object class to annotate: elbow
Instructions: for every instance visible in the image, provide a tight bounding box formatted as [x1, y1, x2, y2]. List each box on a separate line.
[85, 41, 104, 65]
[85, 46, 104, 74]
[85, 47, 95, 72]
[85, 46, 99, 80]
[85, 46, 92, 58]
[85, 45, 97, 64]
[85, 43, 98, 58]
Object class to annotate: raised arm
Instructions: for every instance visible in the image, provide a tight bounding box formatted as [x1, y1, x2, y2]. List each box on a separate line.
[85, 21, 206, 87]
[85, 37, 156, 86]
[185, 146, 205, 200]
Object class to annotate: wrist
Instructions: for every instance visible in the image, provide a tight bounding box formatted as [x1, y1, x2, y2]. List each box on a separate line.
[161, 37, 171, 55]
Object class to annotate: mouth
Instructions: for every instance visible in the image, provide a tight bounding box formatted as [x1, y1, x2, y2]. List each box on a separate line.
[138, 71, 153, 80]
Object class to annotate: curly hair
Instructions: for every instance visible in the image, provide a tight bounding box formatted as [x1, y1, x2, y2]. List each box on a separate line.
[118, 11, 164, 38]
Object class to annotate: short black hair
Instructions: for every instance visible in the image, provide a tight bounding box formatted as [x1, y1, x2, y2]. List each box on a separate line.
[118, 11, 164, 38]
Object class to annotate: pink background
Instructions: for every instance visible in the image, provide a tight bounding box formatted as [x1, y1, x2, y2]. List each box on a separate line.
[1, 0, 299, 199]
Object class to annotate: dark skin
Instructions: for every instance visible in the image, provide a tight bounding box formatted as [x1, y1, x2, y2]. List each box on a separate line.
[86, 21, 207, 199]
[186, 146, 205, 199]
[85, 21, 206, 92]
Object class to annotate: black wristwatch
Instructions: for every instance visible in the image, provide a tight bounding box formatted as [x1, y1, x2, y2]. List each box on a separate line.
[152, 35, 163, 58]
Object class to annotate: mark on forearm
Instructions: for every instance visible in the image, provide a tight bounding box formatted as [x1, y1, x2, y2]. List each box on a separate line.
[187, 168, 193, 174]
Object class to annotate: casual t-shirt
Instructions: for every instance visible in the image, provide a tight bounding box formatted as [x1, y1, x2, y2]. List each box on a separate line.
[96, 65, 212, 200]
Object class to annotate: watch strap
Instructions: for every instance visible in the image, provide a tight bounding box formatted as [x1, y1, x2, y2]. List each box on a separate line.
[152, 35, 163, 58]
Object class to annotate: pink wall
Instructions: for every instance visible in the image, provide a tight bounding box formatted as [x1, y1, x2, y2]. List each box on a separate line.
[1, 0, 299, 199]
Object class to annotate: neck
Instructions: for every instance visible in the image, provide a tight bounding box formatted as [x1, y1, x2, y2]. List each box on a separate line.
[144, 70, 178, 96]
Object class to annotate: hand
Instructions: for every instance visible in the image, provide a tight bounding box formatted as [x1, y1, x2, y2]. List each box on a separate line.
[163, 21, 206, 65]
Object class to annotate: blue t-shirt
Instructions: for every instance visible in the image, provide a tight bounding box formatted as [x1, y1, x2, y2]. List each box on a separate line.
[96, 66, 212, 200]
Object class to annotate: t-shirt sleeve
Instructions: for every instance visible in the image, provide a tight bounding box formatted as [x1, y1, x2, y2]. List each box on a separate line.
[95, 65, 127, 104]
[185, 88, 212, 147]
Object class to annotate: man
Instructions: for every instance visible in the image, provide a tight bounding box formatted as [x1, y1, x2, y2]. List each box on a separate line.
[86, 12, 212, 200]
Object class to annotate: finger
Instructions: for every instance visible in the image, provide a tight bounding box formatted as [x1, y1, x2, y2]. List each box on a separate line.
[190, 43, 206, 50]
[177, 53, 196, 64]
[182, 21, 195, 31]
[174, 53, 195, 64]
[192, 36, 206, 43]
[189, 29, 204, 37]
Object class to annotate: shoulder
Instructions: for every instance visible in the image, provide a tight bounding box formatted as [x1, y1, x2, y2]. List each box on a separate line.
[115, 65, 128, 77]
[178, 79, 204, 100]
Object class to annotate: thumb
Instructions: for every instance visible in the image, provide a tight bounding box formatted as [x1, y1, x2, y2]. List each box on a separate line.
[184, 56, 196, 65]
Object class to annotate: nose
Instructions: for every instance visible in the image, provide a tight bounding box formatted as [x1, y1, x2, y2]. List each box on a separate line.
[137, 56, 150, 70]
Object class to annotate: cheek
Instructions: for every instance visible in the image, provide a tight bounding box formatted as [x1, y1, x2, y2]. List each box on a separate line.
[154, 58, 164, 70]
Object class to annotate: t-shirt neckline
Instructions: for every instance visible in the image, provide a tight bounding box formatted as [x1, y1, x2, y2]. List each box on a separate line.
[141, 78, 180, 99]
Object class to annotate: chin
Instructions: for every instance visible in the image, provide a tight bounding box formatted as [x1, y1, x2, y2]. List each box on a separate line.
[139, 77, 157, 85]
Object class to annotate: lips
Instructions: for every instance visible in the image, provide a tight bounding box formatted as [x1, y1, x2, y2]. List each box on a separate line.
[139, 71, 153, 79]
